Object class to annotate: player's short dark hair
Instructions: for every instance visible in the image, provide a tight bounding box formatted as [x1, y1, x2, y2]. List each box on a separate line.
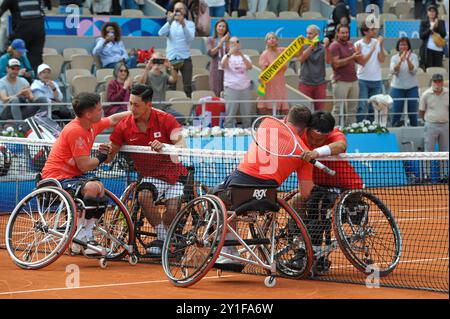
[131, 84, 153, 103]
[308, 111, 335, 134]
[287, 105, 312, 129]
[72, 92, 101, 117]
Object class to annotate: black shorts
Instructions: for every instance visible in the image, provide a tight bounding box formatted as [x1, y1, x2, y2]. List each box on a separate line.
[212, 170, 278, 195]
[59, 176, 100, 198]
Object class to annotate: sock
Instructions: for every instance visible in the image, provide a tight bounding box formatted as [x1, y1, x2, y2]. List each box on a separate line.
[156, 223, 167, 241]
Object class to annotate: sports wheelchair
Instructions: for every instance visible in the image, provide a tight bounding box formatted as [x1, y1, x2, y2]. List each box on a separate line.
[5, 176, 136, 270]
[119, 166, 199, 261]
[161, 184, 314, 288]
[283, 186, 402, 277]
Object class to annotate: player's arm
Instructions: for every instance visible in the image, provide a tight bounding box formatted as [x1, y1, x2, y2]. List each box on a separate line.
[290, 179, 314, 215]
[107, 111, 131, 127]
[300, 140, 347, 162]
[105, 142, 121, 164]
[73, 155, 104, 173]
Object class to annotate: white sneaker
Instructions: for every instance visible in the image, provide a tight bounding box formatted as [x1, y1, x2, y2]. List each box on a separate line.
[216, 246, 244, 264]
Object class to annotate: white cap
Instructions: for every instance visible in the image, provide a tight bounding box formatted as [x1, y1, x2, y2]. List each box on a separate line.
[37, 64, 52, 74]
[7, 58, 21, 67]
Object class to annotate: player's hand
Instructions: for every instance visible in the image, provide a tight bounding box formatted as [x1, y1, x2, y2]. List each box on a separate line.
[300, 150, 319, 163]
[378, 36, 384, 47]
[99, 142, 112, 154]
[323, 37, 330, 48]
[149, 140, 164, 152]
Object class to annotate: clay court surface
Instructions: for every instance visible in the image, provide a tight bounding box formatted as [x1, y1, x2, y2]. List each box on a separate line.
[0, 250, 446, 299]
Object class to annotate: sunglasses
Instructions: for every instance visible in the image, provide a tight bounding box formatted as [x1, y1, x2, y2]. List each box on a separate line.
[9, 66, 20, 70]
[230, 40, 240, 44]
[119, 69, 128, 73]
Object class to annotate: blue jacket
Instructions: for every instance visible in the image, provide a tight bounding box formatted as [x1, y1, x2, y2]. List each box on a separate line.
[0, 53, 35, 79]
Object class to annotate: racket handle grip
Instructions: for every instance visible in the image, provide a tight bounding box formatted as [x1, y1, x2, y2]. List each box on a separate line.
[311, 159, 336, 176]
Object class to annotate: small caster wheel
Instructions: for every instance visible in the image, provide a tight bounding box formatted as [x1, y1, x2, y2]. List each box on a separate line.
[217, 269, 222, 277]
[129, 255, 138, 265]
[264, 276, 276, 288]
[99, 258, 107, 269]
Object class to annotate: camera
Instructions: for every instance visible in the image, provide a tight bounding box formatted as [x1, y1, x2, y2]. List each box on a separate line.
[152, 58, 165, 65]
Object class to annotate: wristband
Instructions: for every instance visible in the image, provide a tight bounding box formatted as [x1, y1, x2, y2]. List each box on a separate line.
[96, 152, 108, 164]
[314, 145, 331, 157]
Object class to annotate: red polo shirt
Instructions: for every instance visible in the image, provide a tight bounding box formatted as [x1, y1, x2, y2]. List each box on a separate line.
[301, 128, 363, 189]
[109, 108, 187, 184]
[329, 40, 358, 82]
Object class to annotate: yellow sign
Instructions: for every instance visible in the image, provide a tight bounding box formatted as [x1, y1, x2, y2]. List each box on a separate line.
[257, 36, 319, 97]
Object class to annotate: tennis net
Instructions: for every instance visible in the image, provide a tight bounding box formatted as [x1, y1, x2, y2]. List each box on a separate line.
[0, 136, 448, 293]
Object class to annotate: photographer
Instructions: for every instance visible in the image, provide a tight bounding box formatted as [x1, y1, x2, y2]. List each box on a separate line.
[140, 52, 185, 123]
[158, 1, 196, 98]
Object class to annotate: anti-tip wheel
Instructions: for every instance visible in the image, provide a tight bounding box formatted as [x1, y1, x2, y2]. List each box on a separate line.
[264, 276, 276, 288]
[129, 255, 139, 265]
[99, 258, 108, 269]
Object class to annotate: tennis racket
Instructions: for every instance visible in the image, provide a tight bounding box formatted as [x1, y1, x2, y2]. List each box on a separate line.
[251, 116, 336, 176]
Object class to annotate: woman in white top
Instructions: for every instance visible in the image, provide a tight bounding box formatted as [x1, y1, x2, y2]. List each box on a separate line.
[390, 37, 419, 127]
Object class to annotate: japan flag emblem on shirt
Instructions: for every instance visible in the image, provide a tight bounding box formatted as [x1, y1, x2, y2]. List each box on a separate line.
[154, 132, 161, 138]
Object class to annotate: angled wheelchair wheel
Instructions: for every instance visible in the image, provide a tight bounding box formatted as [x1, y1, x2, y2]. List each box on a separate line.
[162, 195, 227, 287]
[274, 198, 314, 279]
[5, 187, 77, 269]
[333, 190, 402, 277]
[93, 189, 134, 261]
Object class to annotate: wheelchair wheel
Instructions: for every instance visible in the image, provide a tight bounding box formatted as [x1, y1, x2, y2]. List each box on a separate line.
[273, 198, 314, 279]
[93, 189, 134, 261]
[333, 190, 402, 277]
[5, 187, 77, 269]
[162, 195, 227, 287]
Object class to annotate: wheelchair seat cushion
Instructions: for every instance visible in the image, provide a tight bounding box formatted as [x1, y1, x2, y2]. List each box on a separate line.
[235, 198, 280, 215]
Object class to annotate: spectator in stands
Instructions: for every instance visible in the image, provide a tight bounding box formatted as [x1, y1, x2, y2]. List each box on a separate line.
[325, 0, 351, 42]
[92, 0, 113, 14]
[258, 32, 289, 115]
[363, 0, 383, 13]
[140, 52, 185, 122]
[0, 0, 48, 72]
[267, 0, 288, 15]
[330, 24, 361, 126]
[106, 62, 132, 117]
[158, 1, 195, 97]
[248, 0, 268, 14]
[298, 25, 331, 111]
[30, 64, 72, 120]
[92, 22, 137, 69]
[419, 4, 447, 69]
[343, 0, 357, 17]
[59, 0, 84, 14]
[122, 0, 140, 10]
[206, 0, 226, 17]
[289, 0, 309, 15]
[220, 36, 253, 128]
[0, 39, 34, 84]
[355, 24, 385, 123]
[225, 0, 240, 15]
[390, 37, 420, 127]
[419, 73, 449, 152]
[207, 19, 230, 97]
[0, 59, 47, 121]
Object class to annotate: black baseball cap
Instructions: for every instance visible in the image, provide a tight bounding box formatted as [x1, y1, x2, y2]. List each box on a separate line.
[431, 73, 444, 81]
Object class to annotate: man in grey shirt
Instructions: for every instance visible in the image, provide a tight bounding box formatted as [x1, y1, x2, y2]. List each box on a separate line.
[297, 25, 330, 111]
[0, 59, 47, 121]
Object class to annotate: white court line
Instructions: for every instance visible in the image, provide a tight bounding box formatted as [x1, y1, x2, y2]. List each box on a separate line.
[399, 207, 448, 212]
[330, 257, 449, 270]
[0, 274, 240, 296]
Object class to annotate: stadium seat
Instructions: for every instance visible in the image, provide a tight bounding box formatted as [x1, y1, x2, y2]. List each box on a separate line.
[42, 53, 64, 81]
[133, 75, 143, 83]
[380, 13, 397, 27]
[399, 14, 414, 19]
[191, 55, 210, 69]
[255, 11, 277, 19]
[122, 9, 144, 17]
[285, 74, 299, 88]
[241, 49, 260, 56]
[192, 90, 216, 101]
[65, 68, 92, 88]
[285, 68, 297, 76]
[99, 91, 107, 103]
[96, 68, 114, 84]
[416, 73, 432, 88]
[63, 48, 89, 62]
[70, 54, 94, 72]
[278, 11, 299, 19]
[128, 68, 144, 81]
[426, 67, 448, 77]
[192, 67, 209, 77]
[416, 68, 425, 75]
[301, 11, 322, 19]
[71, 75, 98, 95]
[169, 98, 193, 117]
[190, 48, 203, 56]
[192, 74, 210, 91]
[43, 47, 58, 55]
[393, 2, 414, 18]
[166, 90, 188, 100]
[248, 54, 260, 66]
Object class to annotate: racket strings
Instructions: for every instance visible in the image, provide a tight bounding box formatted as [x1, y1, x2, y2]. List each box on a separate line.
[254, 118, 297, 156]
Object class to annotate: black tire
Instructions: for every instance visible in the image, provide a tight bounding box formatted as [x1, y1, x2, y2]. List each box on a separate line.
[274, 198, 314, 279]
[333, 190, 402, 277]
[162, 195, 227, 287]
[94, 189, 134, 261]
[5, 187, 77, 269]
